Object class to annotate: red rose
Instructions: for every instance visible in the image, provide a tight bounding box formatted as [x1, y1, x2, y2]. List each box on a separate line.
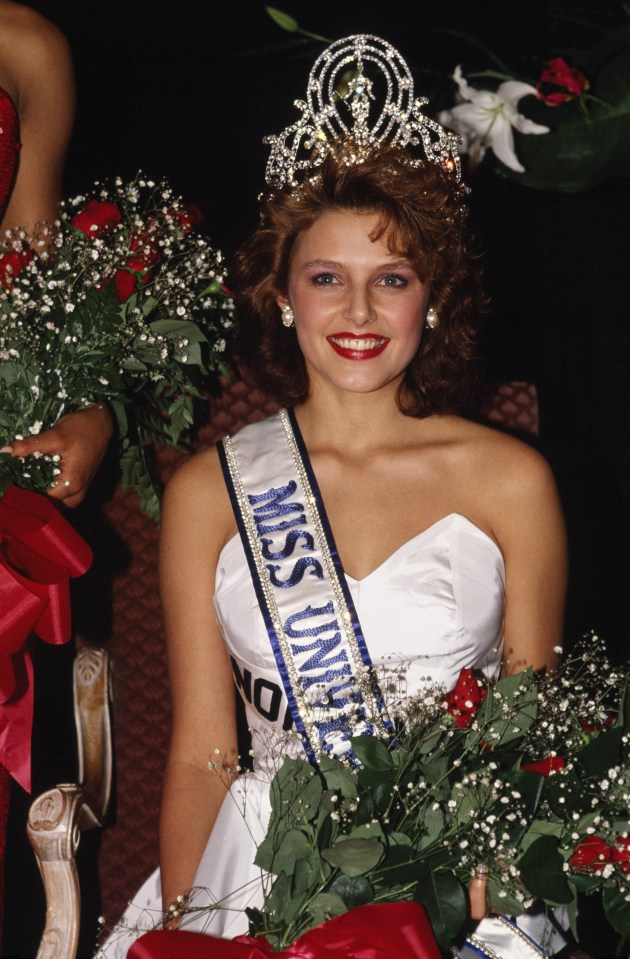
[579, 715, 613, 734]
[569, 836, 612, 872]
[522, 756, 566, 776]
[0, 248, 32, 288]
[114, 255, 154, 302]
[71, 199, 121, 237]
[536, 57, 589, 106]
[612, 836, 630, 875]
[444, 668, 487, 729]
[129, 233, 161, 267]
[167, 202, 204, 234]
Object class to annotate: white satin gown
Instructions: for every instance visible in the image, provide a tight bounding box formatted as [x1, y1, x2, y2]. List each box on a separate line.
[100, 512, 510, 956]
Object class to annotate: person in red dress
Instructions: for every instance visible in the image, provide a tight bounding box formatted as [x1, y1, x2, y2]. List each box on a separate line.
[0, 0, 113, 937]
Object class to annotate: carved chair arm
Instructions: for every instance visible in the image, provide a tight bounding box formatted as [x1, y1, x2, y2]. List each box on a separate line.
[27, 646, 112, 959]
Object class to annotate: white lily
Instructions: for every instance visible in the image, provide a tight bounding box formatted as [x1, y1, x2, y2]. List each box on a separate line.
[438, 65, 549, 173]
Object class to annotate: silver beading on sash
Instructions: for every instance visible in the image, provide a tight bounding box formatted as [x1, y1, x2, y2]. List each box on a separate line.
[219, 409, 390, 765]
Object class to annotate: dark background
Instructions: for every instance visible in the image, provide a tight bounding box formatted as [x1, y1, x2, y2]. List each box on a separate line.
[4, 1, 630, 956]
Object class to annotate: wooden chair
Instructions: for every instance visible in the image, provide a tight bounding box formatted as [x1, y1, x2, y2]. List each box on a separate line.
[27, 646, 112, 959]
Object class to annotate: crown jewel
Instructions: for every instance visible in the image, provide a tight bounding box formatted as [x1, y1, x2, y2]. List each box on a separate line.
[264, 34, 462, 190]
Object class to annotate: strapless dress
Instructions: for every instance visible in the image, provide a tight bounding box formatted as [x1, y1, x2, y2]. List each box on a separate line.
[100, 512, 508, 955]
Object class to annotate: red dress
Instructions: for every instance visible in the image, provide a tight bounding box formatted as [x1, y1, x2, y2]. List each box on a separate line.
[0, 84, 20, 939]
[0, 88, 19, 222]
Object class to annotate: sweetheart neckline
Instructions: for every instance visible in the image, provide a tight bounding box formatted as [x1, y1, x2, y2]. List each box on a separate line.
[219, 512, 503, 585]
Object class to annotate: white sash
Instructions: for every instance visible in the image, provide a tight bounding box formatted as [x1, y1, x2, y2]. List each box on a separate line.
[218, 409, 391, 766]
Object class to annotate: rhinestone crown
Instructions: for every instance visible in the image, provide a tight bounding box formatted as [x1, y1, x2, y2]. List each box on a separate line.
[264, 34, 462, 190]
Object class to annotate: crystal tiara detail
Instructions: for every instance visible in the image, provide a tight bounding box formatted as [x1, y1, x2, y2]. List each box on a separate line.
[264, 34, 462, 191]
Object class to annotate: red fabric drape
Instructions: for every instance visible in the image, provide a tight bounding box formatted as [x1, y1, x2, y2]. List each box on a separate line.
[0, 485, 92, 790]
[129, 902, 442, 959]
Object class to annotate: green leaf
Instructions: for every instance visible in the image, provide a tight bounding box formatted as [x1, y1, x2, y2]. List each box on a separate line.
[328, 874, 374, 909]
[349, 821, 385, 842]
[518, 835, 574, 904]
[486, 877, 530, 916]
[546, 769, 592, 817]
[519, 819, 564, 854]
[255, 828, 314, 876]
[414, 871, 468, 949]
[351, 735, 395, 771]
[319, 757, 358, 799]
[473, 670, 538, 747]
[265, 6, 299, 32]
[307, 892, 347, 926]
[603, 883, 630, 937]
[322, 837, 384, 876]
[292, 856, 317, 896]
[418, 804, 444, 849]
[577, 726, 623, 778]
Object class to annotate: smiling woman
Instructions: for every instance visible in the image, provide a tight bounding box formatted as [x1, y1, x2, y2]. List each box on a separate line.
[100, 35, 568, 959]
[234, 141, 485, 417]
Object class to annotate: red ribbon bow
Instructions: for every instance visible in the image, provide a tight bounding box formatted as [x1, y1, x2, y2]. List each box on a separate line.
[128, 902, 441, 959]
[0, 485, 92, 790]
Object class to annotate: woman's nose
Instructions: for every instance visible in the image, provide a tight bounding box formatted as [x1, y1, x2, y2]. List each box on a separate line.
[343, 284, 375, 326]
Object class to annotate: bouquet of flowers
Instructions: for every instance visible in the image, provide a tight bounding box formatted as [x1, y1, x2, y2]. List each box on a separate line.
[243, 636, 630, 952]
[0, 175, 235, 518]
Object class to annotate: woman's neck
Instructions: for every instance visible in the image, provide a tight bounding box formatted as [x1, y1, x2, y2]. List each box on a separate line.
[294, 381, 421, 457]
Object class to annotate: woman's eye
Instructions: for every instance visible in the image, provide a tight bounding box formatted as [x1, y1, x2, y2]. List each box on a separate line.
[312, 273, 337, 286]
[380, 274, 408, 288]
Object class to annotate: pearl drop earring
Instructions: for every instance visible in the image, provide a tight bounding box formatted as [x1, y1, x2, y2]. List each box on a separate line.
[281, 305, 295, 328]
[425, 307, 439, 330]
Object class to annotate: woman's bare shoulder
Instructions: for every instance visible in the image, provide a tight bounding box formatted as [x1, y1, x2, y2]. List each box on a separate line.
[161, 446, 235, 546]
[448, 416, 556, 492]
[0, 3, 71, 99]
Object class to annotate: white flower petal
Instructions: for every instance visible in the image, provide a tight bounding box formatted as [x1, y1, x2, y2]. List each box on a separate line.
[497, 80, 540, 105]
[444, 102, 495, 137]
[452, 65, 477, 103]
[512, 114, 550, 135]
[488, 120, 524, 172]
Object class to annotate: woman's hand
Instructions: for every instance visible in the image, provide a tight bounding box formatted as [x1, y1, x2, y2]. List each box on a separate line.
[6, 404, 113, 506]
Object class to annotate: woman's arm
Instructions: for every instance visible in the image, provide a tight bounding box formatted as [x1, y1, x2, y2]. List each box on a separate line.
[158, 449, 238, 912]
[0, 3, 75, 238]
[492, 442, 568, 675]
[0, 6, 111, 504]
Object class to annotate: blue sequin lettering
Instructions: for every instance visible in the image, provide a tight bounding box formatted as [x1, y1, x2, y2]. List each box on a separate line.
[268, 556, 324, 588]
[284, 602, 338, 639]
[250, 481, 303, 526]
[260, 529, 315, 561]
[292, 632, 348, 672]
[256, 514, 307, 536]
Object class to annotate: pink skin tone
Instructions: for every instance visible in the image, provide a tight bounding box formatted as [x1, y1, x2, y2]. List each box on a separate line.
[278, 208, 430, 399]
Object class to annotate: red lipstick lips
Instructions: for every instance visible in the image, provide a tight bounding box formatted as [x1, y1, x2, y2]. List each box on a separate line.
[327, 332, 390, 361]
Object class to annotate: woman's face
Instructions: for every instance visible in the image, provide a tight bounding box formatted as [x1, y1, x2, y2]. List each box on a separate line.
[280, 208, 429, 399]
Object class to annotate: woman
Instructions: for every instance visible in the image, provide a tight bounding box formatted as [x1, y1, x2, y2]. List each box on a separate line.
[0, 0, 113, 502]
[105, 35, 567, 957]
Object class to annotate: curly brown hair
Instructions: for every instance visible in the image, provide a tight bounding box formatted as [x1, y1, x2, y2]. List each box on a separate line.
[231, 142, 487, 416]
